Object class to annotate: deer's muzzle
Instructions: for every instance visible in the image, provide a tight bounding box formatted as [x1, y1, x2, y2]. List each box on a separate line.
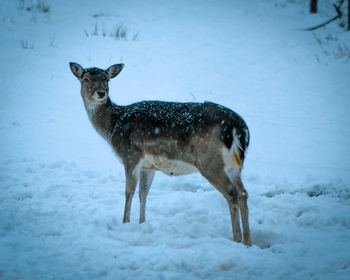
[96, 91, 106, 98]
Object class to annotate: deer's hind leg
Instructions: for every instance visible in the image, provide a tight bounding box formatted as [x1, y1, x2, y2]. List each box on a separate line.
[139, 170, 155, 223]
[225, 167, 252, 246]
[198, 162, 244, 244]
[197, 147, 251, 245]
[235, 177, 252, 246]
[228, 199, 242, 243]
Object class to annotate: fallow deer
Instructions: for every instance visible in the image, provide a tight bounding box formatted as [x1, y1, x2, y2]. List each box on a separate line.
[69, 62, 252, 245]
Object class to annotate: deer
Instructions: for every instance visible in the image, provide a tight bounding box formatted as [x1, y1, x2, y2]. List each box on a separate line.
[69, 62, 252, 246]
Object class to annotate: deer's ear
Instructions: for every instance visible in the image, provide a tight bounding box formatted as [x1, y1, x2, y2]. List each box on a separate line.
[69, 62, 84, 79]
[106, 64, 124, 79]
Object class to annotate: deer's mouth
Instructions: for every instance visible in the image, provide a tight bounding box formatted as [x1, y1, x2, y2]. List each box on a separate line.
[91, 90, 108, 102]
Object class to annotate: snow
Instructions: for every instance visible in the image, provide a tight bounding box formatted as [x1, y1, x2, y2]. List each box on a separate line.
[1, 0, 350, 279]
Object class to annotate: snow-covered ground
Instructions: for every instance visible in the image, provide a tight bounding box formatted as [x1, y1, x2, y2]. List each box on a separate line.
[1, 0, 350, 279]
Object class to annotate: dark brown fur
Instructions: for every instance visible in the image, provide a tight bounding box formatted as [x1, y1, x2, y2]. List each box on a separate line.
[110, 100, 249, 158]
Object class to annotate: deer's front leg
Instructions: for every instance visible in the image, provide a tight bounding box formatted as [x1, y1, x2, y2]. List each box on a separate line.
[123, 167, 140, 223]
[139, 170, 155, 224]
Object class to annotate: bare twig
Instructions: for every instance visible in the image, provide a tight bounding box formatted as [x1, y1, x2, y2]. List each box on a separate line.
[305, 0, 344, 31]
[21, 40, 34, 49]
[92, 22, 98, 36]
[50, 33, 56, 47]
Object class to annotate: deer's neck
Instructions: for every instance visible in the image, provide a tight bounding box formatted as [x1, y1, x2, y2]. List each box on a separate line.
[83, 97, 120, 142]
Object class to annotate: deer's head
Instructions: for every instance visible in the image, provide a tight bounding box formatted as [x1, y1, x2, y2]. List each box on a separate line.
[69, 62, 124, 105]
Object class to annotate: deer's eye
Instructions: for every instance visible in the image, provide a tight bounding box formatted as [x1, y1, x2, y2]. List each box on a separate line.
[82, 77, 91, 83]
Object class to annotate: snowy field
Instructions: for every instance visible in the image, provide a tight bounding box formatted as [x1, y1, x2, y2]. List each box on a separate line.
[1, 0, 350, 279]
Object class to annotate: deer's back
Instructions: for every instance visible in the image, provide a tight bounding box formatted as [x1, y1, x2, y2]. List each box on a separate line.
[111, 101, 249, 160]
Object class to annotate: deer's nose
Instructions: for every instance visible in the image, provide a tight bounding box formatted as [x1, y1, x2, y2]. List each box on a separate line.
[97, 91, 106, 98]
